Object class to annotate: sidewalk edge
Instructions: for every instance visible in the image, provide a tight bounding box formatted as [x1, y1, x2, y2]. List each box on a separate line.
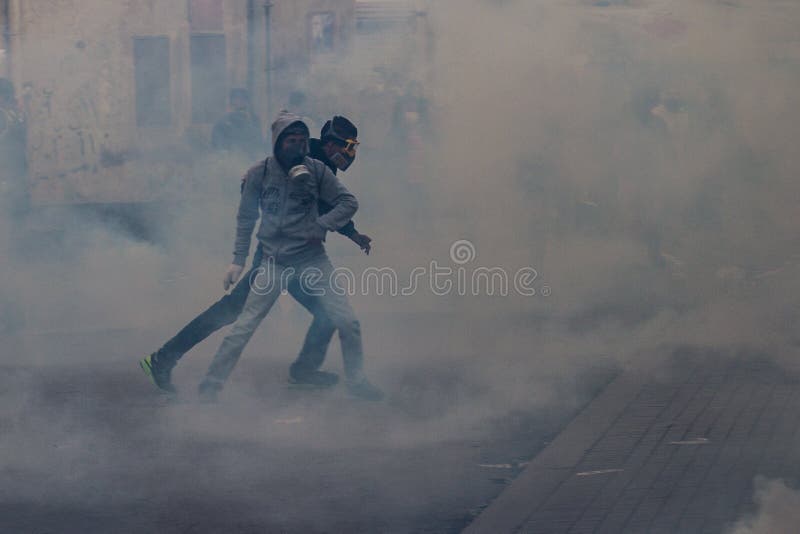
[463, 370, 646, 533]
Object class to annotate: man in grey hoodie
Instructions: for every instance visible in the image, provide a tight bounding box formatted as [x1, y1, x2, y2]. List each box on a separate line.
[198, 111, 383, 401]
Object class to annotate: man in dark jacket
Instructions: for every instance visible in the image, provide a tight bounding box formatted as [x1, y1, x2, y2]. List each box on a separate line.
[140, 115, 377, 396]
[287, 116, 373, 382]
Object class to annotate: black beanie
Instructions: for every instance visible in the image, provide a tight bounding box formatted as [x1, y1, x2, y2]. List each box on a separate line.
[321, 115, 358, 142]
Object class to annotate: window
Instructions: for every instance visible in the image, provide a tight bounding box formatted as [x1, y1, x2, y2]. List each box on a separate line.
[309, 12, 336, 55]
[133, 36, 171, 127]
[190, 34, 227, 123]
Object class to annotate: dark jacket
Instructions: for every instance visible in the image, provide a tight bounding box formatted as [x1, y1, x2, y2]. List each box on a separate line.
[309, 138, 357, 238]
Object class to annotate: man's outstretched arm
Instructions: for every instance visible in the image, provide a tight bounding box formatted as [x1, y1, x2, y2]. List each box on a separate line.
[225, 165, 262, 289]
[316, 165, 358, 231]
[318, 199, 372, 254]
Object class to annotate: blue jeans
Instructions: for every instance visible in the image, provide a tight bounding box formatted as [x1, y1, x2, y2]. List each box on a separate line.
[155, 250, 337, 374]
[201, 254, 364, 390]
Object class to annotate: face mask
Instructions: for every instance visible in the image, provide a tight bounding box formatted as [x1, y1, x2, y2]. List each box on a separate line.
[327, 138, 358, 171]
[329, 151, 354, 171]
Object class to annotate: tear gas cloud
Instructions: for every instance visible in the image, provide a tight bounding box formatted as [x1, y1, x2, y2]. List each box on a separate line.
[728, 477, 800, 534]
[423, 0, 800, 365]
[2, 0, 800, 528]
[1, 0, 799, 439]
[3, 0, 800, 431]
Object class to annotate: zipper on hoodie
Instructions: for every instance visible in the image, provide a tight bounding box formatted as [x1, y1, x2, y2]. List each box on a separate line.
[274, 166, 291, 264]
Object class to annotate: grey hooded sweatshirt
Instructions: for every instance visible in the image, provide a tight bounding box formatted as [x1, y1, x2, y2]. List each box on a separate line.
[232, 111, 358, 267]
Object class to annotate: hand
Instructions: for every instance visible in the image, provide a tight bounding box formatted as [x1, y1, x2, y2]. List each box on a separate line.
[352, 233, 373, 255]
[224, 264, 244, 291]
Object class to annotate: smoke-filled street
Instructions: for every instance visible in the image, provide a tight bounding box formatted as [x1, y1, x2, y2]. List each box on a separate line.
[0, 324, 615, 533]
[4, 0, 800, 532]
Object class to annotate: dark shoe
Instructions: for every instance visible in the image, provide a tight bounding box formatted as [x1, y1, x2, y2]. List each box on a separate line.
[140, 352, 176, 394]
[346, 378, 384, 401]
[289, 369, 340, 388]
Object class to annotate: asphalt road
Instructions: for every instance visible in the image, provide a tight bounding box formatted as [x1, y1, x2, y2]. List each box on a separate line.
[0, 329, 615, 533]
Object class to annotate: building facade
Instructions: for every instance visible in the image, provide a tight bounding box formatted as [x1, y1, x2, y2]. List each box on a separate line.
[2, 0, 355, 205]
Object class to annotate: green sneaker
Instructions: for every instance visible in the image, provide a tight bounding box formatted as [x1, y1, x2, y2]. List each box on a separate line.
[139, 352, 176, 394]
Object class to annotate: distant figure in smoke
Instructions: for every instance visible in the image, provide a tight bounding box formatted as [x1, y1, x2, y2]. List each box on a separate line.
[391, 81, 432, 228]
[628, 87, 690, 268]
[211, 88, 263, 160]
[0, 78, 28, 215]
[140, 114, 378, 399]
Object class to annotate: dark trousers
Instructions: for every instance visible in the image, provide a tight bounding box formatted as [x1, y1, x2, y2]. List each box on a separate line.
[156, 267, 337, 374]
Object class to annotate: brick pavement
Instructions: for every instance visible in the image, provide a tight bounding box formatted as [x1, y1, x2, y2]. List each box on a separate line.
[465, 349, 800, 534]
